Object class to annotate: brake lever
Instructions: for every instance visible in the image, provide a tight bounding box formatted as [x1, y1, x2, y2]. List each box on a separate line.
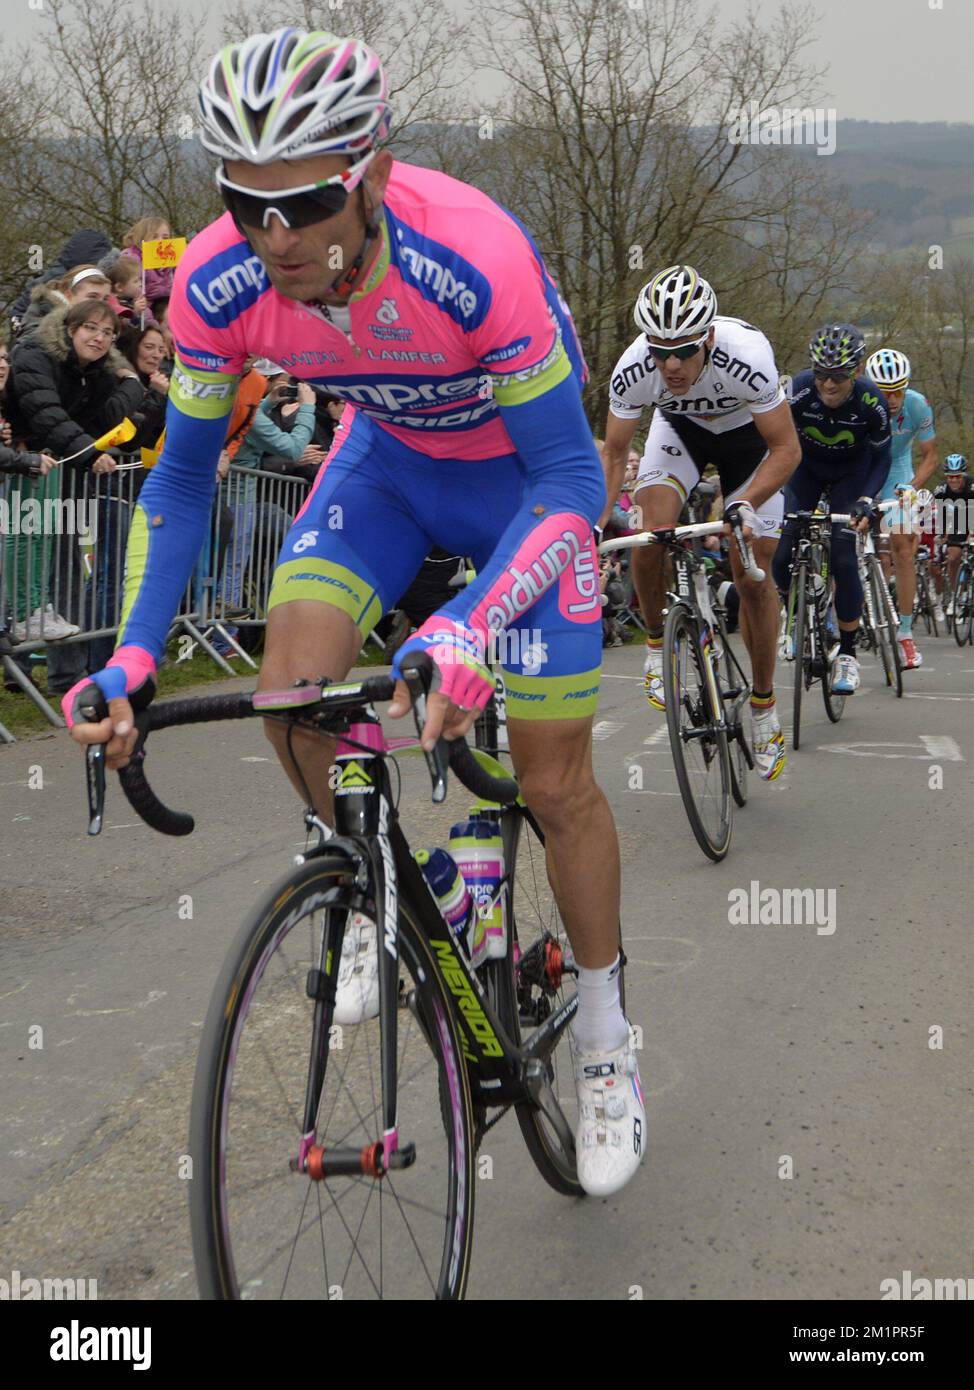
[728, 514, 766, 582]
[402, 665, 450, 804]
[80, 700, 107, 835]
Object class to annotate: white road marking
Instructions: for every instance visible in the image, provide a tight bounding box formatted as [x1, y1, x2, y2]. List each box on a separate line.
[643, 725, 669, 746]
[593, 720, 625, 740]
[818, 738, 963, 760]
[919, 734, 964, 761]
[905, 693, 974, 702]
[241, 756, 272, 762]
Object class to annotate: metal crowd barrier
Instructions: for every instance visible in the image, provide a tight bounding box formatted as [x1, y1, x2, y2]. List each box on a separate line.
[0, 458, 312, 743]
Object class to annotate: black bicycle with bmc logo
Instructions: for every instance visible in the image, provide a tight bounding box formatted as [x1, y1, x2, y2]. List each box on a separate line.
[600, 515, 760, 862]
[78, 656, 615, 1300]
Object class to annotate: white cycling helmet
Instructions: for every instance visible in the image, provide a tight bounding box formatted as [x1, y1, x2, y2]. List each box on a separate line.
[866, 347, 911, 391]
[198, 28, 391, 165]
[634, 265, 718, 341]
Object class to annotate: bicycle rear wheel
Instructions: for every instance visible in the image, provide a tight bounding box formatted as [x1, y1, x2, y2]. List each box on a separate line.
[867, 564, 894, 689]
[877, 570, 904, 696]
[663, 602, 732, 861]
[791, 568, 807, 751]
[954, 566, 974, 646]
[484, 812, 586, 1198]
[819, 596, 845, 723]
[190, 854, 476, 1300]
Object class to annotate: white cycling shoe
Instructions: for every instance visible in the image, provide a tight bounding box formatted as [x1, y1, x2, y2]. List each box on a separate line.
[751, 704, 786, 782]
[643, 642, 665, 710]
[832, 654, 860, 694]
[334, 912, 380, 1025]
[572, 1028, 645, 1198]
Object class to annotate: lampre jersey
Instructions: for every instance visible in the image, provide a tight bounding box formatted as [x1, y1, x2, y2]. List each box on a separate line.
[608, 316, 785, 433]
[115, 160, 603, 667]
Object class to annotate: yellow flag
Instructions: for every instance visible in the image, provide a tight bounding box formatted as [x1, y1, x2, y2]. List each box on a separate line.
[141, 427, 165, 469]
[142, 237, 187, 270]
[93, 418, 137, 450]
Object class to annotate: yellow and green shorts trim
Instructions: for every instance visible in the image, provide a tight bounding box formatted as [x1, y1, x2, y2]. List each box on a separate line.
[268, 557, 383, 634]
[503, 666, 600, 721]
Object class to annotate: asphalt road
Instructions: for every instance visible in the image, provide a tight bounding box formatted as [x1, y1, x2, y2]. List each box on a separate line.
[1, 628, 972, 1301]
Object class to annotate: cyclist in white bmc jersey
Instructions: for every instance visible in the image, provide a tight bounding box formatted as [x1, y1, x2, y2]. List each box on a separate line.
[600, 267, 801, 781]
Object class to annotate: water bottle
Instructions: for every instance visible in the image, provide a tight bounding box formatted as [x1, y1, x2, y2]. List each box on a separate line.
[449, 812, 507, 960]
[414, 848, 485, 965]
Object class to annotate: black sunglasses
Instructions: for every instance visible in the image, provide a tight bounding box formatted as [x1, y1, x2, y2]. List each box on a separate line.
[813, 366, 857, 383]
[218, 179, 350, 231]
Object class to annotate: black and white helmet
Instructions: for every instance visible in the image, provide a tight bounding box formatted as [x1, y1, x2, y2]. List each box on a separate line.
[634, 265, 718, 341]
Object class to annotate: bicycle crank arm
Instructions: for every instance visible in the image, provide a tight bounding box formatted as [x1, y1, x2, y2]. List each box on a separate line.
[522, 1060, 576, 1157]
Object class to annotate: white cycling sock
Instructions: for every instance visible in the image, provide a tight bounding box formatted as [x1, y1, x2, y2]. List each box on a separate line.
[573, 955, 629, 1053]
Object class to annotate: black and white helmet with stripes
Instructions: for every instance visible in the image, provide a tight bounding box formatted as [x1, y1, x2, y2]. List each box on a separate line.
[634, 265, 718, 341]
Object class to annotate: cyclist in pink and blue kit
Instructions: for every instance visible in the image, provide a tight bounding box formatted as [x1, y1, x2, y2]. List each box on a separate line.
[65, 28, 644, 1197]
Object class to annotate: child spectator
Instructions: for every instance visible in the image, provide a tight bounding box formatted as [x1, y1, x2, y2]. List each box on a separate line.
[108, 254, 151, 324]
[122, 216, 177, 309]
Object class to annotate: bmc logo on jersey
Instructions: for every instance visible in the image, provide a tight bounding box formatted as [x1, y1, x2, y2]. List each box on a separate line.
[710, 346, 769, 391]
[387, 207, 491, 330]
[188, 247, 269, 325]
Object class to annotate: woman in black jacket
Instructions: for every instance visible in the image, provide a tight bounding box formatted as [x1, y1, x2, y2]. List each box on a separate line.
[5, 299, 143, 690]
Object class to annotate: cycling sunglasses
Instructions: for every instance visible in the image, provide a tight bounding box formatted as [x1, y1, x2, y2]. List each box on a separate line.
[216, 153, 372, 230]
[812, 365, 858, 383]
[646, 335, 708, 361]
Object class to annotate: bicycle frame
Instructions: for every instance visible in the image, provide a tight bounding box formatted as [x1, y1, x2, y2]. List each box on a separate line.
[293, 714, 579, 1179]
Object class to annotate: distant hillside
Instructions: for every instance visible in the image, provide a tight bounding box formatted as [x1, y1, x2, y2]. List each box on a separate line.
[790, 121, 974, 253]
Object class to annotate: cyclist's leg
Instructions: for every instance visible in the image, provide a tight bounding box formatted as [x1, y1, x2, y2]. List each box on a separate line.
[499, 557, 643, 1195]
[724, 470, 785, 692]
[629, 413, 699, 633]
[258, 412, 431, 815]
[880, 466, 918, 633]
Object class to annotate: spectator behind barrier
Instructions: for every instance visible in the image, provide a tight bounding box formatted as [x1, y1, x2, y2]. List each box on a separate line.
[122, 216, 177, 309]
[4, 300, 143, 688]
[9, 228, 114, 335]
[117, 321, 170, 452]
[108, 254, 152, 326]
[17, 264, 113, 344]
[151, 296, 174, 359]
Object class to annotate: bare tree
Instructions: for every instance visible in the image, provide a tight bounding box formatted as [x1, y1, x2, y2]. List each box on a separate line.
[0, 0, 214, 245]
[469, 0, 873, 416]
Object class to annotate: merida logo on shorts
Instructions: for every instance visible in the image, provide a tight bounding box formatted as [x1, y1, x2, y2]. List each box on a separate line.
[286, 571, 361, 603]
[484, 529, 582, 629]
[188, 249, 268, 325]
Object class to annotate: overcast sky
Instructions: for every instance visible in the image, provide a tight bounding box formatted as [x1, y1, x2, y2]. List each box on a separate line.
[4, 0, 971, 124]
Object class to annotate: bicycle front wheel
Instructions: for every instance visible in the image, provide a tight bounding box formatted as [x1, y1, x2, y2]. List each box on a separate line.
[663, 603, 732, 861]
[190, 854, 476, 1300]
[955, 567, 974, 646]
[878, 571, 904, 697]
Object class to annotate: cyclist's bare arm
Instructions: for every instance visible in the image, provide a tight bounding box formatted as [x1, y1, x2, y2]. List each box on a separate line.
[736, 400, 802, 508]
[913, 437, 939, 489]
[598, 412, 640, 530]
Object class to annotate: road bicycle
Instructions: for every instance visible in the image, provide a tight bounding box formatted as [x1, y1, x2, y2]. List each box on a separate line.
[835, 501, 903, 698]
[913, 541, 940, 637]
[951, 539, 974, 647]
[599, 516, 760, 862]
[78, 657, 616, 1299]
[780, 508, 845, 750]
